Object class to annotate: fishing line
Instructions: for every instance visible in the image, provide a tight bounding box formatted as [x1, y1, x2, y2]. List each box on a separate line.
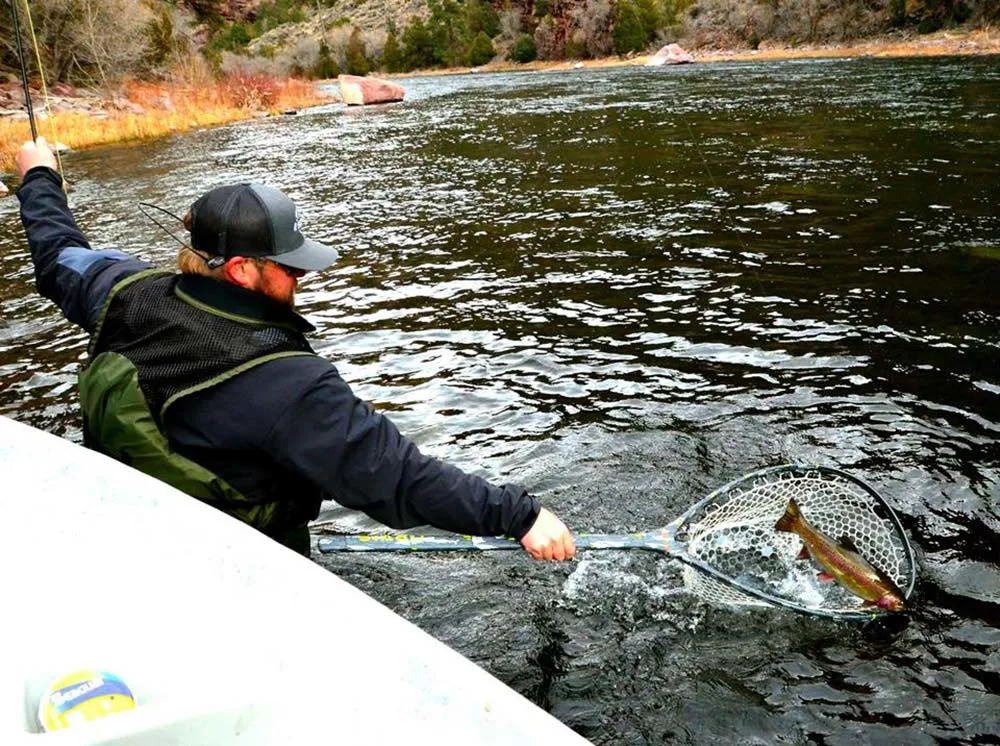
[137, 202, 188, 247]
[137, 202, 225, 269]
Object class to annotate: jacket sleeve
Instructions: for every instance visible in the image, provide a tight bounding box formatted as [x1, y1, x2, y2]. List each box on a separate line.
[17, 166, 152, 332]
[265, 364, 541, 540]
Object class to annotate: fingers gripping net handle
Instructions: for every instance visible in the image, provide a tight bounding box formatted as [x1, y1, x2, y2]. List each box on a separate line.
[675, 465, 915, 619]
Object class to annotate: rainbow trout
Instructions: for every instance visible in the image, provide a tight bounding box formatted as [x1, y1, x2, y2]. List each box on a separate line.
[775, 498, 906, 612]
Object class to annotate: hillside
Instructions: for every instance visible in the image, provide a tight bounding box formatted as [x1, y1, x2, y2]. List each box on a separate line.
[201, 0, 1000, 75]
[0, 0, 997, 90]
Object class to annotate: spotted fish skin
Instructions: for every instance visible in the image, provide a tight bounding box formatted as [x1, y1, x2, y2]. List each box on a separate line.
[775, 498, 906, 612]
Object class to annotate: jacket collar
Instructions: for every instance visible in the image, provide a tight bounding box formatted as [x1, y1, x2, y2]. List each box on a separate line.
[174, 274, 315, 333]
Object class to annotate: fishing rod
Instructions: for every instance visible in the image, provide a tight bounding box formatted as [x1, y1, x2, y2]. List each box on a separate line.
[9, 0, 37, 141]
[8, 0, 67, 188]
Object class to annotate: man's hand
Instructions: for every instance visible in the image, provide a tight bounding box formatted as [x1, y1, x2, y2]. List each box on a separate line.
[520, 507, 576, 561]
[16, 138, 58, 180]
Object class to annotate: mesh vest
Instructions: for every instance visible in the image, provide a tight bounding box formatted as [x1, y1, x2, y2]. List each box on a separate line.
[78, 270, 317, 551]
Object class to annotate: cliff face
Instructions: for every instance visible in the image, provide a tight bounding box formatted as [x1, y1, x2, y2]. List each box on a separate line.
[207, 0, 269, 22]
[209, 0, 425, 29]
[187, 0, 997, 69]
[248, 0, 430, 50]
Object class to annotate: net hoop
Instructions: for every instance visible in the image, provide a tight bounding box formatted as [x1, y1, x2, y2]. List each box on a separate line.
[666, 464, 916, 621]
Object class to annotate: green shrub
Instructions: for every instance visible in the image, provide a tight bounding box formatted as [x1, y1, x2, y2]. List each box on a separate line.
[345, 28, 371, 75]
[314, 40, 340, 78]
[465, 30, 495, 66]
[613, 0, 646, 54]
[207, 22, 253, 54]
[887, 0, 906, 26]
[403, 17, 436, 69]
[917, 15, 943, 32]
[187, 0, 224, 27]
[511, 33, 537, 62]
[467, 0, 501, 36]
[635, 0, 663, 43]
[565, 38, 587, 59]
[145, 5, 175, 67]
[382, 30, 405, 72]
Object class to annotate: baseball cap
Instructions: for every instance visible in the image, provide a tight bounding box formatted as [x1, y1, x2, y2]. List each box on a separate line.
[190, 184, 338, 271]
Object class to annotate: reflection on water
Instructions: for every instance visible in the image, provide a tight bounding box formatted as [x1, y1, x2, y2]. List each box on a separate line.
[2, 56, 998, 744]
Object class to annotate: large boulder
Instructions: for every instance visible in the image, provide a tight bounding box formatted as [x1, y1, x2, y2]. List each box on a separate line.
[646, 44, 694, 66]
[338, 75, 405, 106]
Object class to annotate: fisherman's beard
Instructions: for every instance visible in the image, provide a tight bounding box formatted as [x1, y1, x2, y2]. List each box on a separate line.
[255, 274, 296, 308]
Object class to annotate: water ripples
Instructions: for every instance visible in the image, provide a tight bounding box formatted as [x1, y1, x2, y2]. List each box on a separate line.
[1, 55, 998, 744]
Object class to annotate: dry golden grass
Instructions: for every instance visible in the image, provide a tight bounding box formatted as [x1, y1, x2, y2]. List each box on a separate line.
[0, 75, 331, 176]
[3, 28, 995, 178]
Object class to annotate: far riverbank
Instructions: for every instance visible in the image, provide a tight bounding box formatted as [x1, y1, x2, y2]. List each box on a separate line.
[1, 26, 997, 187]
[391, 27, 999, 77]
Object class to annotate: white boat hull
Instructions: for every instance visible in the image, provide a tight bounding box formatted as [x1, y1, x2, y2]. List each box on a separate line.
[0, 415, 589, 745]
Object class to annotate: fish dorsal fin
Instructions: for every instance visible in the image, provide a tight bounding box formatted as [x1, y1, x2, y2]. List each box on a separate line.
[838, 535, 860, 554]
[837, 536, 908, 599]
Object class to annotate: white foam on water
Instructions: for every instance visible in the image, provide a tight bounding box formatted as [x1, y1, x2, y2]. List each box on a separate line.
[746, 201, 792, 213]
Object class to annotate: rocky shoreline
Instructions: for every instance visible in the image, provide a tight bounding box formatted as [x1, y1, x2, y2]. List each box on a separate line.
[1, 26, 996, 181]
[390, 27, 999, 76]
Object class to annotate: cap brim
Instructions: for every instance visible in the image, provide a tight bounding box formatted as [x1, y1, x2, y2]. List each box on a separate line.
[269, 237, 339, 271]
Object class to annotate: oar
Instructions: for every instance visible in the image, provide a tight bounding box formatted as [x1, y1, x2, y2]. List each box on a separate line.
[318, 464, 917, 622]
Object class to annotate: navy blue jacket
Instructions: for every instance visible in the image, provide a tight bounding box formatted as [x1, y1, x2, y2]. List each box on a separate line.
[17, 166, 540, 540]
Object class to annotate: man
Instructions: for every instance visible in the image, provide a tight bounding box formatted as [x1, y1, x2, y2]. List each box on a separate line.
[15, 138, 576, 561]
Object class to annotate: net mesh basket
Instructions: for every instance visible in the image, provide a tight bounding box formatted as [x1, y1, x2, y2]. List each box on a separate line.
[676, 467, 912, 613]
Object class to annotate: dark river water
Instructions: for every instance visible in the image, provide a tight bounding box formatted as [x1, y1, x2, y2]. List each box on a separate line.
[2, 55, 999, 744]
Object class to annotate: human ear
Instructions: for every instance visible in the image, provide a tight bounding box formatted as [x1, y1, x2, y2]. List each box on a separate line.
[222, 257, 257, 288]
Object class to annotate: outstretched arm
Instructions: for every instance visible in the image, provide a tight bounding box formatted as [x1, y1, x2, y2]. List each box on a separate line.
[16, 139, 151, 331]
[266, 361, 576, 560]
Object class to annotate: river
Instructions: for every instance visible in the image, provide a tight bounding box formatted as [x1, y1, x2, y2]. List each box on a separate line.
[1, 55, 998, 744]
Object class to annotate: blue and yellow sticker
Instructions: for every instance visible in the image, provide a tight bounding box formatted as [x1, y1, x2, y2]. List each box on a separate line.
[38, 669, 136, 732]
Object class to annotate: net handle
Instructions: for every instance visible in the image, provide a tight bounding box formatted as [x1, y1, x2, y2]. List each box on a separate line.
[317, 464, 915, 621]
[317, 531, 674, 553]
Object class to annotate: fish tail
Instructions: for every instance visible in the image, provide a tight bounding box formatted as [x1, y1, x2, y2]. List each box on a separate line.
[774, 498, 802, 533]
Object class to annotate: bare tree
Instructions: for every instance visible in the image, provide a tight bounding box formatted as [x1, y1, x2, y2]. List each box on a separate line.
[568, 0, 614, 57]
[4, 0, 154, 89]
[8, 0, 80, 83]
[534, 16, 565, 59]
[287, 36, 320, 74]
[363, 28, 388, 61]
[499, 7, 523, 39]
[325, 26, 356, 70]
[71, 0, 151, 89]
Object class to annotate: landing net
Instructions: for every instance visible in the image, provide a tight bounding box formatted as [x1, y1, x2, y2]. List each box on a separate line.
[675, 467, 914, 615]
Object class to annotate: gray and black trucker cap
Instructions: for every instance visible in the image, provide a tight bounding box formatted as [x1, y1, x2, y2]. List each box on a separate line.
[190, 183, 338, 271]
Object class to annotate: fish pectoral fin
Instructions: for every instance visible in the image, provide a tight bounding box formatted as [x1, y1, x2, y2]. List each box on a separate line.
[817, 571, 836, 583]
[838, 535, 861, 553]
[797, 546, 810, 561]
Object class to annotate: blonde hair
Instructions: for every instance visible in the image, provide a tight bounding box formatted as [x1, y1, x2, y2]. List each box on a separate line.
[176, 210, 272, 279]
[177, 209, 224, 278]
[176, 245, 226, 278]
